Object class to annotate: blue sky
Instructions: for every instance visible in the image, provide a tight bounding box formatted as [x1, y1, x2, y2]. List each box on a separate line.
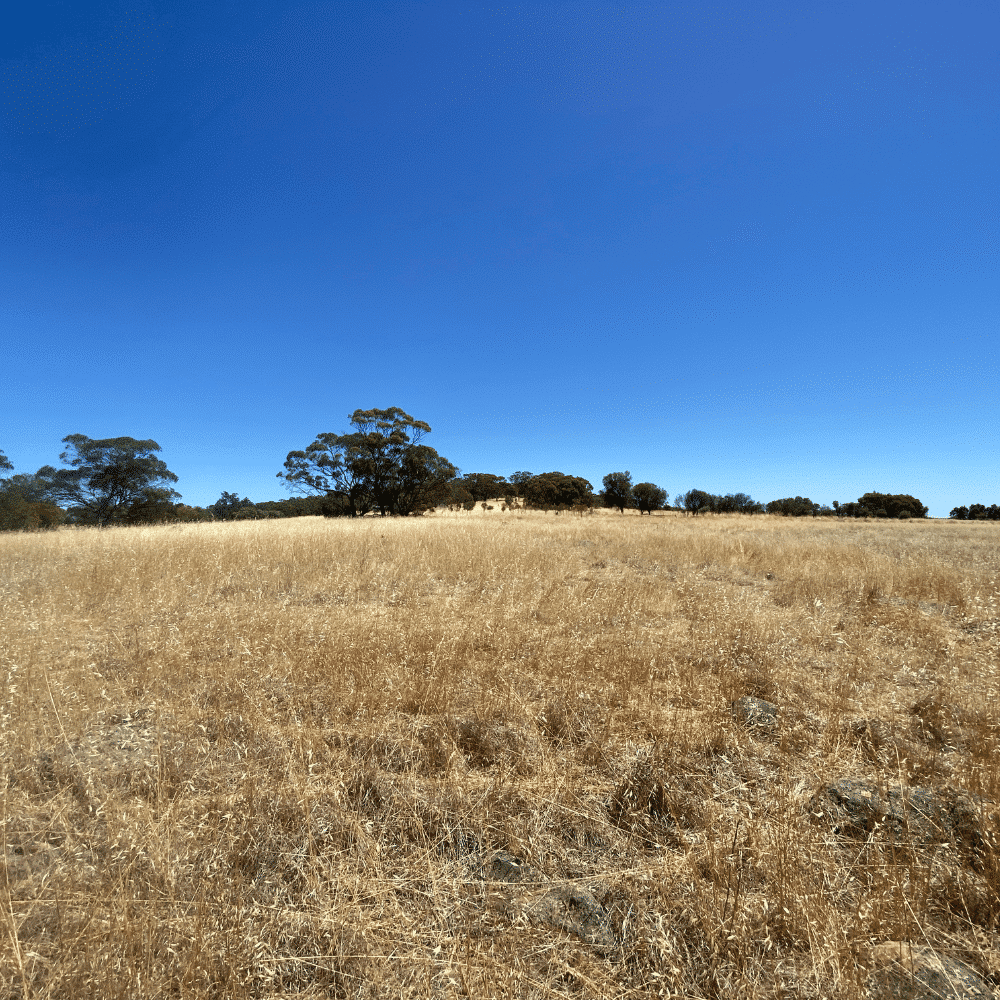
[2, 1, 997, 516]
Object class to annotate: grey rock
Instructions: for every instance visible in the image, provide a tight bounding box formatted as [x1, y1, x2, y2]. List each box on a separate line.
[730, 696, 779, 730]
[868, 942, 996, 1000]
[526, 884, 620, 954]
[811, 780, 999, 861]
[473, 850, 542, 885]
[471, 852, 619, 954]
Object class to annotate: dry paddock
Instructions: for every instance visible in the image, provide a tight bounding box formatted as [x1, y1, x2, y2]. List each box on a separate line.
[1, 511, 998, 998]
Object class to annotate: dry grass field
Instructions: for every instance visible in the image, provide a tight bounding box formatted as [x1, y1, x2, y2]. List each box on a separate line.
[1, 510, 998, 998]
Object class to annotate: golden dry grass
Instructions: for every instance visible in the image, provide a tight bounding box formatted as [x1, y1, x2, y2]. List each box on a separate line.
[1, 510, 998, 998]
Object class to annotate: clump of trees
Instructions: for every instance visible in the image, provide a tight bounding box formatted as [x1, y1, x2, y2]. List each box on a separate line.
[761, 493, 928, 519]
[0, 450, 65, 531]
[767, 496, 823, 517]
[949, 504, 1000, 520]
[594, 472, 669, 514]
[33, 435, 182, 527]
[832, 494, 928, 519]
[1, 437, 186, 530]
[456, 473, 509, 502]
[278, 408, 457, 517]
[519, 472, 595, 510]
[674, 489, 763, 515]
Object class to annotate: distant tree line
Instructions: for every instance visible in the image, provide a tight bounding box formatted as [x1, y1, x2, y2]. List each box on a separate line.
[0, 424, 944, 533]
[949, 504, 1000, 520]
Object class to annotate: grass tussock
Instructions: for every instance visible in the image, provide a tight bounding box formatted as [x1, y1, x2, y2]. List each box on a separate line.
[1, 510, 999, 997]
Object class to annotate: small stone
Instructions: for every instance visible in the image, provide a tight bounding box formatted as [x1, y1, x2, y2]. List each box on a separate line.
[474, 851, 540, 885]
[730, 696, 778, 730]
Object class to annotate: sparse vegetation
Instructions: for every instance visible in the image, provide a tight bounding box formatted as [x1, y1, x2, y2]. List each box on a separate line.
[2, 511, 998, 997]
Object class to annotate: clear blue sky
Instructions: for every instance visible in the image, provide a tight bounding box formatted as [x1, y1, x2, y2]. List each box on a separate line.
[2, 1, 997, 516]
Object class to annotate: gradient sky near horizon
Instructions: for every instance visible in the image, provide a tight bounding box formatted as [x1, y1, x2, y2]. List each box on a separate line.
[2, 1, 997, 517]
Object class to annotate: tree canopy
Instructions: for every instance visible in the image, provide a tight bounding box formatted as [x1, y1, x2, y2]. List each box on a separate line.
[520, 472, 594, 509]
[209, 491, 257, 521]
[632, 482, 667, 514]
[508, 471, 533, 496]
[34, 435, 180, 527]
[949, 504, 1000, 520]
[458, 473, 509, 502]
[766, 496, 820, 517]
[856, 493, 928, 519]
[681, 489, 714, 515]
[600, 472, 633, 513]
[278, 408, 457, 516]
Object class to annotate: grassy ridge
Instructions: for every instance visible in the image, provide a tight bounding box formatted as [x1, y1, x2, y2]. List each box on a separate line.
[2, 511, 998, 997]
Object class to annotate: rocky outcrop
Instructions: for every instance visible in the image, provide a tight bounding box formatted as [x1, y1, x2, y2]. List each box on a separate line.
[810, 779, 999, 862]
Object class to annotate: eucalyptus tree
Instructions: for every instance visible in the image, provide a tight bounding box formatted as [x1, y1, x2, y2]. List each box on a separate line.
[600, 472, 634, 513]
[632, 482, 667, 514]
[35, 435, 180, 527]
[278, 408, 457, 516]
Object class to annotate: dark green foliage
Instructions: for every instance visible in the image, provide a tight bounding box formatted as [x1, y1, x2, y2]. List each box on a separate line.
[711, 492, 762, 514]
[278, 408, 457, 516]
[34, 436, 180, 527]
[857, 492, 928, 519]
[0, 489, 31, 531]
[0, 473, 48, 504]
[209, 491, 256, 521]
[520, 472, 594, 509]
[837, 502, 867, 517]
[0, 450, 12, 472]
[232, 504, 263, 520]
[775, 493, 926, 519]
[0, 468, 66, 532]
[950, 504, 1000, 520]
[172, 504, 214, 522]
[261, 496, 326, 518]
[600, 472, 633, 513]
[508, 471, 533, 497]
[395, 445, 457, 514]
[445, 481, 475, 507]
[124, 497, 180, 524]
[212, 496, 330, 519]
[682, 489, 714, 515]
[458, 473, 509, 502]
[28, 502, 66, 530]
[320, 495, 352, 518]
[766, 496, 819, 517]
[0, 490, 66, 532]
[632, 482, 667, 514]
